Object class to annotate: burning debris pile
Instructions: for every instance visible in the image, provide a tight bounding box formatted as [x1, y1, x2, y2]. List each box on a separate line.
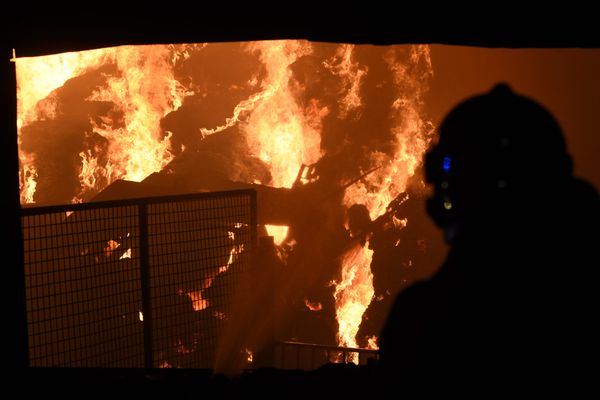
[17, 41, 444, 366]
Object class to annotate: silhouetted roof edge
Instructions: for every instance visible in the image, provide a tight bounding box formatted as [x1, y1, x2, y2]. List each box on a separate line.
[3, 12, 599, 57]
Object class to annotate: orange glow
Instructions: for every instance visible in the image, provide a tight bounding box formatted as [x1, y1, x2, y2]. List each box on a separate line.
[213, 311, 227, 320]
[323, 44, 367, 119]
[336, 45, 433, 359]
[16, 45, 189, 203]
[16, 48, 110, 203]
[265, 225, 289, 245]
[104, 239, 120, 257]
[80, 46, 182, 198]
[16, 48, 113, 130]
[119, 248, 132, 259]
[342, 45, 433, 218]
[334, 244, 374, 363]
[186, 290, 210, 311]
[176, 340, 194, 354]
[19, 154, 37, 204]
[183, 244, 244, 312]
[366, 335, 379, 350]
[304, 299, 323, 311]
[17, 43, 433, 361]
[219, 244, 244, 273]
[244, 40, 322, 188]
[244, 348, 253, 364]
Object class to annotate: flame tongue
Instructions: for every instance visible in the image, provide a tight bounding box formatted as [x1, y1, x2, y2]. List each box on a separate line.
[80, 45, 184, 200]
[334, 244, 374, 354]
[243, 40, 322, 188]
[335, 45, 433, 358]
[16, 48, 112, 204]
[16, 45, 188, 203]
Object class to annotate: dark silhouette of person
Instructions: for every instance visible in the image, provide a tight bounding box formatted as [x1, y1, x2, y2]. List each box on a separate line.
[378, 84, 599, 390]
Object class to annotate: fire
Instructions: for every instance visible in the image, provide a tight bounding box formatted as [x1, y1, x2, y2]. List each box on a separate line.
[19, 153, 37, 204]
[81, 45, 184, 198]
[335, 45, 433, 359]
[183, 244, 244, 311]
[342, 45, 434, 217]
[186, 290, 210, 312]
[119, 248, 132, 259]
[16, 45, 189, 203]
[334, 244, 374, 362]
[16, 48, 111, 203]
[366, 335, 379, 350]
[244, 348, 253, 364]
[15, 48, 113, 130]
[265, 225, 289, 245]
[243, 40, 322, 188]
[16, 42, 434, 363]
[104, 239, 120, 257]
[219, 244, 244, 273]
[323, 44, 367, 119]
[304, 299, 323, 311]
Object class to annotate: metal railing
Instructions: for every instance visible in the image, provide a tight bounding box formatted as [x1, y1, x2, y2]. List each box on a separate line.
[21, 189, 256, 368]
[274, 341, 379, 370]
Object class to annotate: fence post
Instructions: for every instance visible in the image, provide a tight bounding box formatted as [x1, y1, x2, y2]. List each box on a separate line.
[139, 203, 154, 368]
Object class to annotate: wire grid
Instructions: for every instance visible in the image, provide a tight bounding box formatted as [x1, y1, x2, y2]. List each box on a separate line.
[148, 193, 254, 368]
[22, 205, 143, 367]
[21, 190, 255, 368]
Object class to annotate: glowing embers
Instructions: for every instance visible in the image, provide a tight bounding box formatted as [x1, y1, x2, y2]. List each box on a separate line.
[182, 288, 210, 312]
[244, 348, 253, 364]
[104, 239, 120, 257]
[119, 248, 132, 259]
[304, 299, 323, 312]
[367, 335, 379, 350]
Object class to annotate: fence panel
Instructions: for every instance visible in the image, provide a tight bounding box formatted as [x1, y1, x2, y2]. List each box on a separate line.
[147, 193, 255, 368]
[21, 190, 255, 368]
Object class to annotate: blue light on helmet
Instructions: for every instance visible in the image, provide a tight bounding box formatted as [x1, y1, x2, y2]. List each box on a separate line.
[443, 156, 451, 172]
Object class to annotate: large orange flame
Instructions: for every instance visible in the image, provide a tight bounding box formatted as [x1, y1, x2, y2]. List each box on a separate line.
[342, 45, 433, 216]
[242, 41, 326, 245]
[243, 40, 322, 188]
[16, 48, 113, 130]
[16, 43, 433, 362]
[335, 45, 433, 358]
[16, 45, 188, 203]
[78, 45, 185, 200]
[16, 48, 111, 203]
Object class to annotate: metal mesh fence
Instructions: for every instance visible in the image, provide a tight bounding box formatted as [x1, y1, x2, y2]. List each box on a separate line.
[21, 190, 256, 368]
[148, 194, 255, 368]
